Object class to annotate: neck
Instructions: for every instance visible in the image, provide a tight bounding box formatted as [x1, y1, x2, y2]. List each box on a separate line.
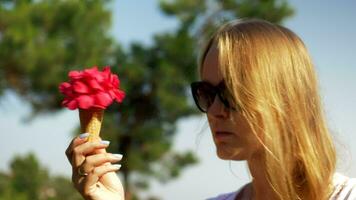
[246, 153, 279, 200]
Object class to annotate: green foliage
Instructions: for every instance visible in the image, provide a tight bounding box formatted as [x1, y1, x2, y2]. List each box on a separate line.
[159, 0, 294, 49]
[46, 176, 82, 200]
[10, 153, 48, 200]
[220, 0, 294, 23]
[0, 153, 81, 200]
[0, 0, 113, 112]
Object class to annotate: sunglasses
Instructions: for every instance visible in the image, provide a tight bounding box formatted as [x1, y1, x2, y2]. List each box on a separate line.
[190, 81, 237, 113]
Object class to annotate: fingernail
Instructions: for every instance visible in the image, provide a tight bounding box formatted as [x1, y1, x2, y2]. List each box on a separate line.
[100, 140, 110, 145]
[112, 164, 121, 170]
[79, 133, 89, 139]
[112, 154, 123, 160]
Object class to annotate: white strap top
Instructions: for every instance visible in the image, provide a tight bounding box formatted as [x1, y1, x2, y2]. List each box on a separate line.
[207, 173, 356, 200]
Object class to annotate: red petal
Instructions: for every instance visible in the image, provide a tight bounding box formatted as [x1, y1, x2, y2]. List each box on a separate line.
[73, 81, 90, 94]
[69, 71, 83, 80]
[76, 95, 94, 109]
[61, 99, 69, 107]
[92, 104, 105, 109]
[94, 92, 113, 108]
[103, 66, 111, 72]
[59, 82, 71, 94]
[87, 78, 104, 91]
[67, 99, 78, 110]
[108, 90, 116, 99]
[102, 66, 111, 80]
[95, 74, 105, 83]
[83, 66, 99, 78]
[59, 83, 74, 97]
[114, 90, 125, 103]
[111, 74, 119, 88]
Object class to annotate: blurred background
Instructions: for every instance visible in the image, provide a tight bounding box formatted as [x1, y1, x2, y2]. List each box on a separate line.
[0, 0, 355, 199]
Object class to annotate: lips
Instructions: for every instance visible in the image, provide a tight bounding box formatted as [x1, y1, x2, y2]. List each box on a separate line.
[214, 131, 234, 141]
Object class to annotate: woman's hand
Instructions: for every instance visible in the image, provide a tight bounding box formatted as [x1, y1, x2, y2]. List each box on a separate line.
[65, 133, 124, 200]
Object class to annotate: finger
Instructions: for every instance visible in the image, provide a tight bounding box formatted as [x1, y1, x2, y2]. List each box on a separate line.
[81, 153, 123, 174]
[72, 140, 110, 167]
[65, 133, 90, 164]
[83, 164, 122, 195]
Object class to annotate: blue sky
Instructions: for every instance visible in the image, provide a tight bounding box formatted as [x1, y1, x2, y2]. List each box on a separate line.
[1, 0, 356, 199]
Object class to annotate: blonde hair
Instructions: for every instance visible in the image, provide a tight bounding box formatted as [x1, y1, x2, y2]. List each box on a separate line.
[199, 19, 336, 200]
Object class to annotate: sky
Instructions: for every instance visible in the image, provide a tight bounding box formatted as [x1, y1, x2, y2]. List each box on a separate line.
[1, 0, 356, 199]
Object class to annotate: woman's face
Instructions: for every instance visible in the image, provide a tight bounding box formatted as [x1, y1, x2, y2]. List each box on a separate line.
[202, 44, 262, 161]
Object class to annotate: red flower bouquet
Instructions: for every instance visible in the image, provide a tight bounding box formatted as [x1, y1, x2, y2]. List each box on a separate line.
[59, 66, 125, 141]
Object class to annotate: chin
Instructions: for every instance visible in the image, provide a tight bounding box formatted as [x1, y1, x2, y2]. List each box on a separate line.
[216, 146, 247, 161]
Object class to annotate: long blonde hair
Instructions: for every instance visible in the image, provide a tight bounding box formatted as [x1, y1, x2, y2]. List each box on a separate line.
[199, 19, 336, 200]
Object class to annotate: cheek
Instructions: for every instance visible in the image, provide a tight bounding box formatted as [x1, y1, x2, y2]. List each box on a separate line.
[236, 124, 263, 154]
[222, 118, 263, 159]
[207, 112, 264, 159]
[232, 113, 262, 144]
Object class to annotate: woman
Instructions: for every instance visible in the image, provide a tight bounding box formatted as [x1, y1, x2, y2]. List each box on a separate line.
[65, 19, 356, 200]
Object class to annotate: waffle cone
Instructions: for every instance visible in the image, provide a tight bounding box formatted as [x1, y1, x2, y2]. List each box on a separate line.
[79, 109, 104, 142]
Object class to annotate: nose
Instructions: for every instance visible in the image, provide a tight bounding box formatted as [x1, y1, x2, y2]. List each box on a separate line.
[207, 95, 229, 119]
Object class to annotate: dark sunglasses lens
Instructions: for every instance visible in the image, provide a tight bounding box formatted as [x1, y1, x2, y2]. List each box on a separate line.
[221, 91, 240, 111]
[192, 83, 215, 112]
[219, 88, 234, 109]
[218, 94, 231, 108]
[217, 82, 239, 110]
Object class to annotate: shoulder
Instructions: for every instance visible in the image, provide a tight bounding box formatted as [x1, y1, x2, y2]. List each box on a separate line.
[331, 172, 356, 200]
[206, 183, 250, 200]
[206, 191, 238, 200]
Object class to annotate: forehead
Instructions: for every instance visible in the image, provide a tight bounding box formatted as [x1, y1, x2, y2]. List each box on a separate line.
[201, 44, 223, 86]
